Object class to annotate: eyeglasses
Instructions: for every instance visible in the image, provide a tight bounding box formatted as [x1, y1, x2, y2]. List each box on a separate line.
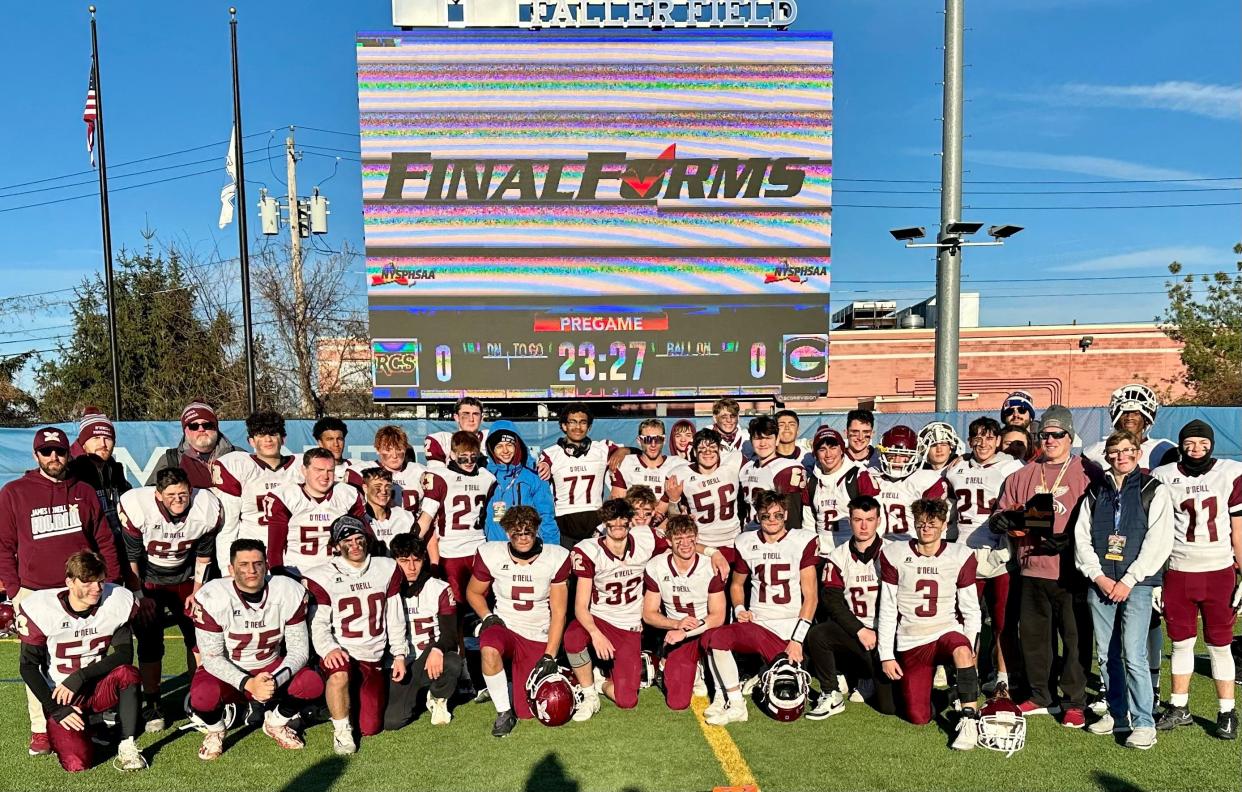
[454, 453, 482, 463]
[759, 512, 786, 523]
[36, 447, 68, 458]
[914, 521, 941, 530]
[1105, 447, 1139, 458]
[1038, 430, 1069, 440]
[186, 422, 217, 431]
[508, 528, 538, 538]
[639, 435, 665, 444]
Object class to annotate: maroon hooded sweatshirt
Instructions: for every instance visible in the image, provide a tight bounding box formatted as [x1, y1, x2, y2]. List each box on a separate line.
[0, 469, 120, 594]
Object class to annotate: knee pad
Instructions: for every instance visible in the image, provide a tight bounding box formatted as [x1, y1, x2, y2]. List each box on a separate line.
[1208, 642, 1236, 683]
[1170, 638, 1196, 677]
[567, 649, 592, 668]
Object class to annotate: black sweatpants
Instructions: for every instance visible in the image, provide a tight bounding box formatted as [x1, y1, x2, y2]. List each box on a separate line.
[383, 648, 463, 731]
[804, 619, 897, 715]
[1019, 576, 1086, 709]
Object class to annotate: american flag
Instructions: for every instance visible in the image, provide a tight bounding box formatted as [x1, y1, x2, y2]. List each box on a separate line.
[83, 61, 97, 167]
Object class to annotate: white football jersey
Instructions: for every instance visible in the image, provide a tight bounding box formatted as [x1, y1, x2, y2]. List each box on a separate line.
[610, 455, 688, 500]
[419, 466, 498, 559]
[1085, 436, 1178, 472]
[860, 468, 947, 539]
[877, 540, 980, 658]
[732, 528, 818, 640]
[367, 507, 416, 552]
[810, 464, 855, 555]
[471, 541, 571, 643]
[424, 430, 489, 467]
[1153, 459, 1242, 573]
[643, 551, 724, 624]
[738, 455, 808, 526]
[823, 540, 884, 630]
[540, 440, 617, 516]
[211, 452, 302, 565]
[674, 463, 742, 548]
[188, 575, 307, 672]
[334, 458, 366, 489]
[571, 526, 667, 631]
[119, 486, 222, 581]
[945, 455, 1023, 551]
[304, 556, 406, 663]
[385, 460, 427, 514]
[17, 584, 136, 686]
[265, 483, 366, 576]
[402, 576, 455, 656]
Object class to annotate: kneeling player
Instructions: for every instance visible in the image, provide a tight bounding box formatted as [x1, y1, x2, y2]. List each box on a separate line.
[384, 533, 463, 729]
[304, 517, 407, 754]
[704, 490, 818, 724]
[18, 551, 145, 772]
[878, 498, 982, 750]
[186, 539, 324, 760]
[565, 499, 669, 719]
[642, 515, 726, 710]
[466, 505, 571, 737]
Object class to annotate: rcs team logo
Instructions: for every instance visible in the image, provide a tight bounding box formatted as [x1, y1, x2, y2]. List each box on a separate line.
[782, 335, 828, 383]
[372, 340, 420, 388]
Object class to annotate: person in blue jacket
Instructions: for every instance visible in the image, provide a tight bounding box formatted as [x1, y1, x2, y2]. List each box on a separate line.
[482, 421, 559, 545]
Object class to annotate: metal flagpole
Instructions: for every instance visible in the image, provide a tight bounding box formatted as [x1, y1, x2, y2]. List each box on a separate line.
[89, 6, 122, 419]
[934, 0, 964, 412]
[230, 7, 258, 413]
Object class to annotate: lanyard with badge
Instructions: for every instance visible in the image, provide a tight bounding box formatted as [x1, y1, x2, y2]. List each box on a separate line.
[1027, 458, 1069, 538]
[1104, 478, 1127, 561]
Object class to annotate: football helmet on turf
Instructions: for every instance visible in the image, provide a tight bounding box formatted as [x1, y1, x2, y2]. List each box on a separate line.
[977, 683, 1027, 756]
[917, 422, 961, 463]
[639, 650, 658, 690]
[182, 692, 241, 731]
[756, 656, 811, 722]
[877, 425, 922, 479]
[1108, 383, 1158, 427]
[525, 663, 581, 727]
[0, 600, 15, 638]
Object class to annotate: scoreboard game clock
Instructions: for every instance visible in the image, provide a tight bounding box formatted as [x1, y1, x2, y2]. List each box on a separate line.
[358, 29, 833, 402]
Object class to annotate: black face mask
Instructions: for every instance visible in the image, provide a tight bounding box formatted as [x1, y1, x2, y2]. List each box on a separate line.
[509, 537, 543, 560]
[557, 436, 591, 458]
[1180, 450, 1215, 477]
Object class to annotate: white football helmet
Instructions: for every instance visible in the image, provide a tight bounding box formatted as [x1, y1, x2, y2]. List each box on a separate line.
[756, 657, 812, 722]
[977, 687, 1027, 756]
[917, 421, 961, 463]
[1108, 383, 1159, 427]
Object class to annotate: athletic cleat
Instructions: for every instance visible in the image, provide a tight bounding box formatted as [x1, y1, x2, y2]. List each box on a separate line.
[142, 701, 166, 733]
[952, 711, 979, 751]
[1087, 713, 1115, 735]
[29, 732, 50, 757]
[197, 729, 224, 761]
[1216, 710, 1237, 740]
[703, 693, 728, 720]
[1155, 705, 1192, 731]
[332, 726, 356, 755]
[262, 714, 304, 750]
[805, 689, 845, 721]
[740, 675, 759, 696]
[429, 696, 452, 726]
[492, 709, 518, 737]
[113, 739, 148, 772]
[706, 701, 748, 726]
[1061, 708, 1086, 729]
[573, 688, 600, 722]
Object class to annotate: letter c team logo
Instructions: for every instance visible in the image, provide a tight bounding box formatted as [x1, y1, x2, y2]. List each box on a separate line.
[781, 334, 828, 384]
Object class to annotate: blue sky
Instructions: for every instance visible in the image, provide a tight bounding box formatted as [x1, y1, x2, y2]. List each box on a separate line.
[1, 0, 1238, 375]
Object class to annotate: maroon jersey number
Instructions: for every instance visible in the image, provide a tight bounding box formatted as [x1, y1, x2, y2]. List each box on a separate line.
[691, 483, 737, 524]
[753, 563, 793, 605]
[1181, 496, 1219, 543]
[914, 579, 938, 617]
[849, 585, 879, 618]
[599, 576, 643, 606]
[228, 629, 283, 663]
[340, 592, 386, 638]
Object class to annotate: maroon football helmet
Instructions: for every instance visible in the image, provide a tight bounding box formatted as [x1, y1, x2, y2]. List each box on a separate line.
[877, 425, 922, 479]
[756, 657, 811, 722]
[525, 664, 580, 727]
[0, 601, 14, 638]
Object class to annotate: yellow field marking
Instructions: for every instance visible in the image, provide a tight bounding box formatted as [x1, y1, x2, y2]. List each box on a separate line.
[691, 694, 760, 791]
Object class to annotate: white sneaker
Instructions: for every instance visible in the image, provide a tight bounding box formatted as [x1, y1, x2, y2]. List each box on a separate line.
[197, 729, 224, 761]
[429, 697, 451, 726]
[1088, 713, 1115, 735]
[952, 713, 979, 751]
[113, 738, 148, 772]
[573, 688, 600, 722]
[332, 726, 356, 755]
[806, 690, 846, 720]
[740, 675, 759, 696]
[693, 664, 708, 697]
[933, 666, 949, 689]
[706, 700, 748, 726]
[593, 667, 606, 691]
[703, 693, 728, 719]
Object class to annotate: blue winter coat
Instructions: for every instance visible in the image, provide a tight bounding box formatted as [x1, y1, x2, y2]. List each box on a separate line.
[481, 420, 560, 544]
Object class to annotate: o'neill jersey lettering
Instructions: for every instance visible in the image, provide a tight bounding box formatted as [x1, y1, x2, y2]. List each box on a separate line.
[17, 584, 136, 687]
[367, 507, 416, 553]
[119, 486, 222, 581]
[1152, 459, 1242, 572]
[945, 455, 1023, 551]
[824, 541, 884, 630]
[402, 577, 455, 656]
[877, 540, 979, 657]
[419, 466, 498, 559]
[675, 464, 741, 548]
[859, 468, 946, 539]
[731, 529, 818, 640]
[540, 440, 617, 516]
[265, 483, 366, 575]
[610, 455, 687, 500]
[211, 452, 302, 546]
[471, 541, 571, 643]
[304, 556, 405, 663]
[571, 526, 668, 631]
[187, 576, 307, 672]
[643, 551, 724, 623]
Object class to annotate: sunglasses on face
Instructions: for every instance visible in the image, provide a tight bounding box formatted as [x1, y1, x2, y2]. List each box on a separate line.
[186, 422, 217, 431]
[508, 528, 538, 538]
[1001, 408, 1028, 417]
[455, 453, 482, 463]
[639, 435, 665, 444]
[36, 447, 68, 458]
[1038, 431, 1069, 440]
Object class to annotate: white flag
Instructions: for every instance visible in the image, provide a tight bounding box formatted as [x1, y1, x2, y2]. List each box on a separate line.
[218, 125, 237, 228]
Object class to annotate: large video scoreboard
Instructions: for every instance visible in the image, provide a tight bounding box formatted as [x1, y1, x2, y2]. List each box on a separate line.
[359, 29, 832, 401]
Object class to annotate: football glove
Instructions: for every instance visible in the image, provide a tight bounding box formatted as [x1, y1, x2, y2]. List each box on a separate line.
[480, 613, 506, 634]
[1231, 581, 1242, 612]
[534, 654, 560, 679]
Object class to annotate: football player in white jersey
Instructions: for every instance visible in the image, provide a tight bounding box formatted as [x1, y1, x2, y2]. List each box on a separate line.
[642, 514, 727, 711]
[265, 448, 366, 578]
[845, 409, 882, 470]
[313, 416, 365, 490]
[373, 425, 426, 514]
[186, 538, 324, 760]
[17, 551, 145, 772]
[466, 505, 571, 737]
[210, 411, 301, 572]
[858, 425, 947, 539]
[945, 417, 1023, 691]
[384, 533, 462, 729]
[703, 490, 818, 725]
[417, 432, 498, 600]
[662, 429, 743, 560]
[807, 427, 861, 555]
[538, 403, 619, 549]
[918, 421, 963, 473]
[119, 467, 222, 731]
[361, 466, 416, 556]
[738, 416, 811, 531]
[564, 499, 669, 720]
[624, 485, 659, 531]
[609, 419, 688, 506]
[1084, 384, 1177, 471]
[710, 398, 745, 460]
[424, 397, 488, 467]
[804, 496, 897, 719]
[878, 498, 982, 750]
[304, 516, 407, 754]
[1152, 420, 1242, 740]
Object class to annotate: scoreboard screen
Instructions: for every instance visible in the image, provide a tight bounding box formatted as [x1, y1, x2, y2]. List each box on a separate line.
[358, 29, 832, 401]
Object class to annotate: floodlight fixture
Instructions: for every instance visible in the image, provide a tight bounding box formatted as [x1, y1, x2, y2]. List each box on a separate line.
[889, 226, 926, 242]
[988, 224, 1024, 240]
[944, 221, 984, 236]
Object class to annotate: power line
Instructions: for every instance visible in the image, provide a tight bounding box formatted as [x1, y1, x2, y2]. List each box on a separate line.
[0, 148, 274, 199]
[834, 176, 1241, 185]
[834, 201, 1240, 210]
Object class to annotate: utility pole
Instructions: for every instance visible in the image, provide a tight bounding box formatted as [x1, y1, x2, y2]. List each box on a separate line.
[934, 0, 964, 413]
[286, 131, 315, 415]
